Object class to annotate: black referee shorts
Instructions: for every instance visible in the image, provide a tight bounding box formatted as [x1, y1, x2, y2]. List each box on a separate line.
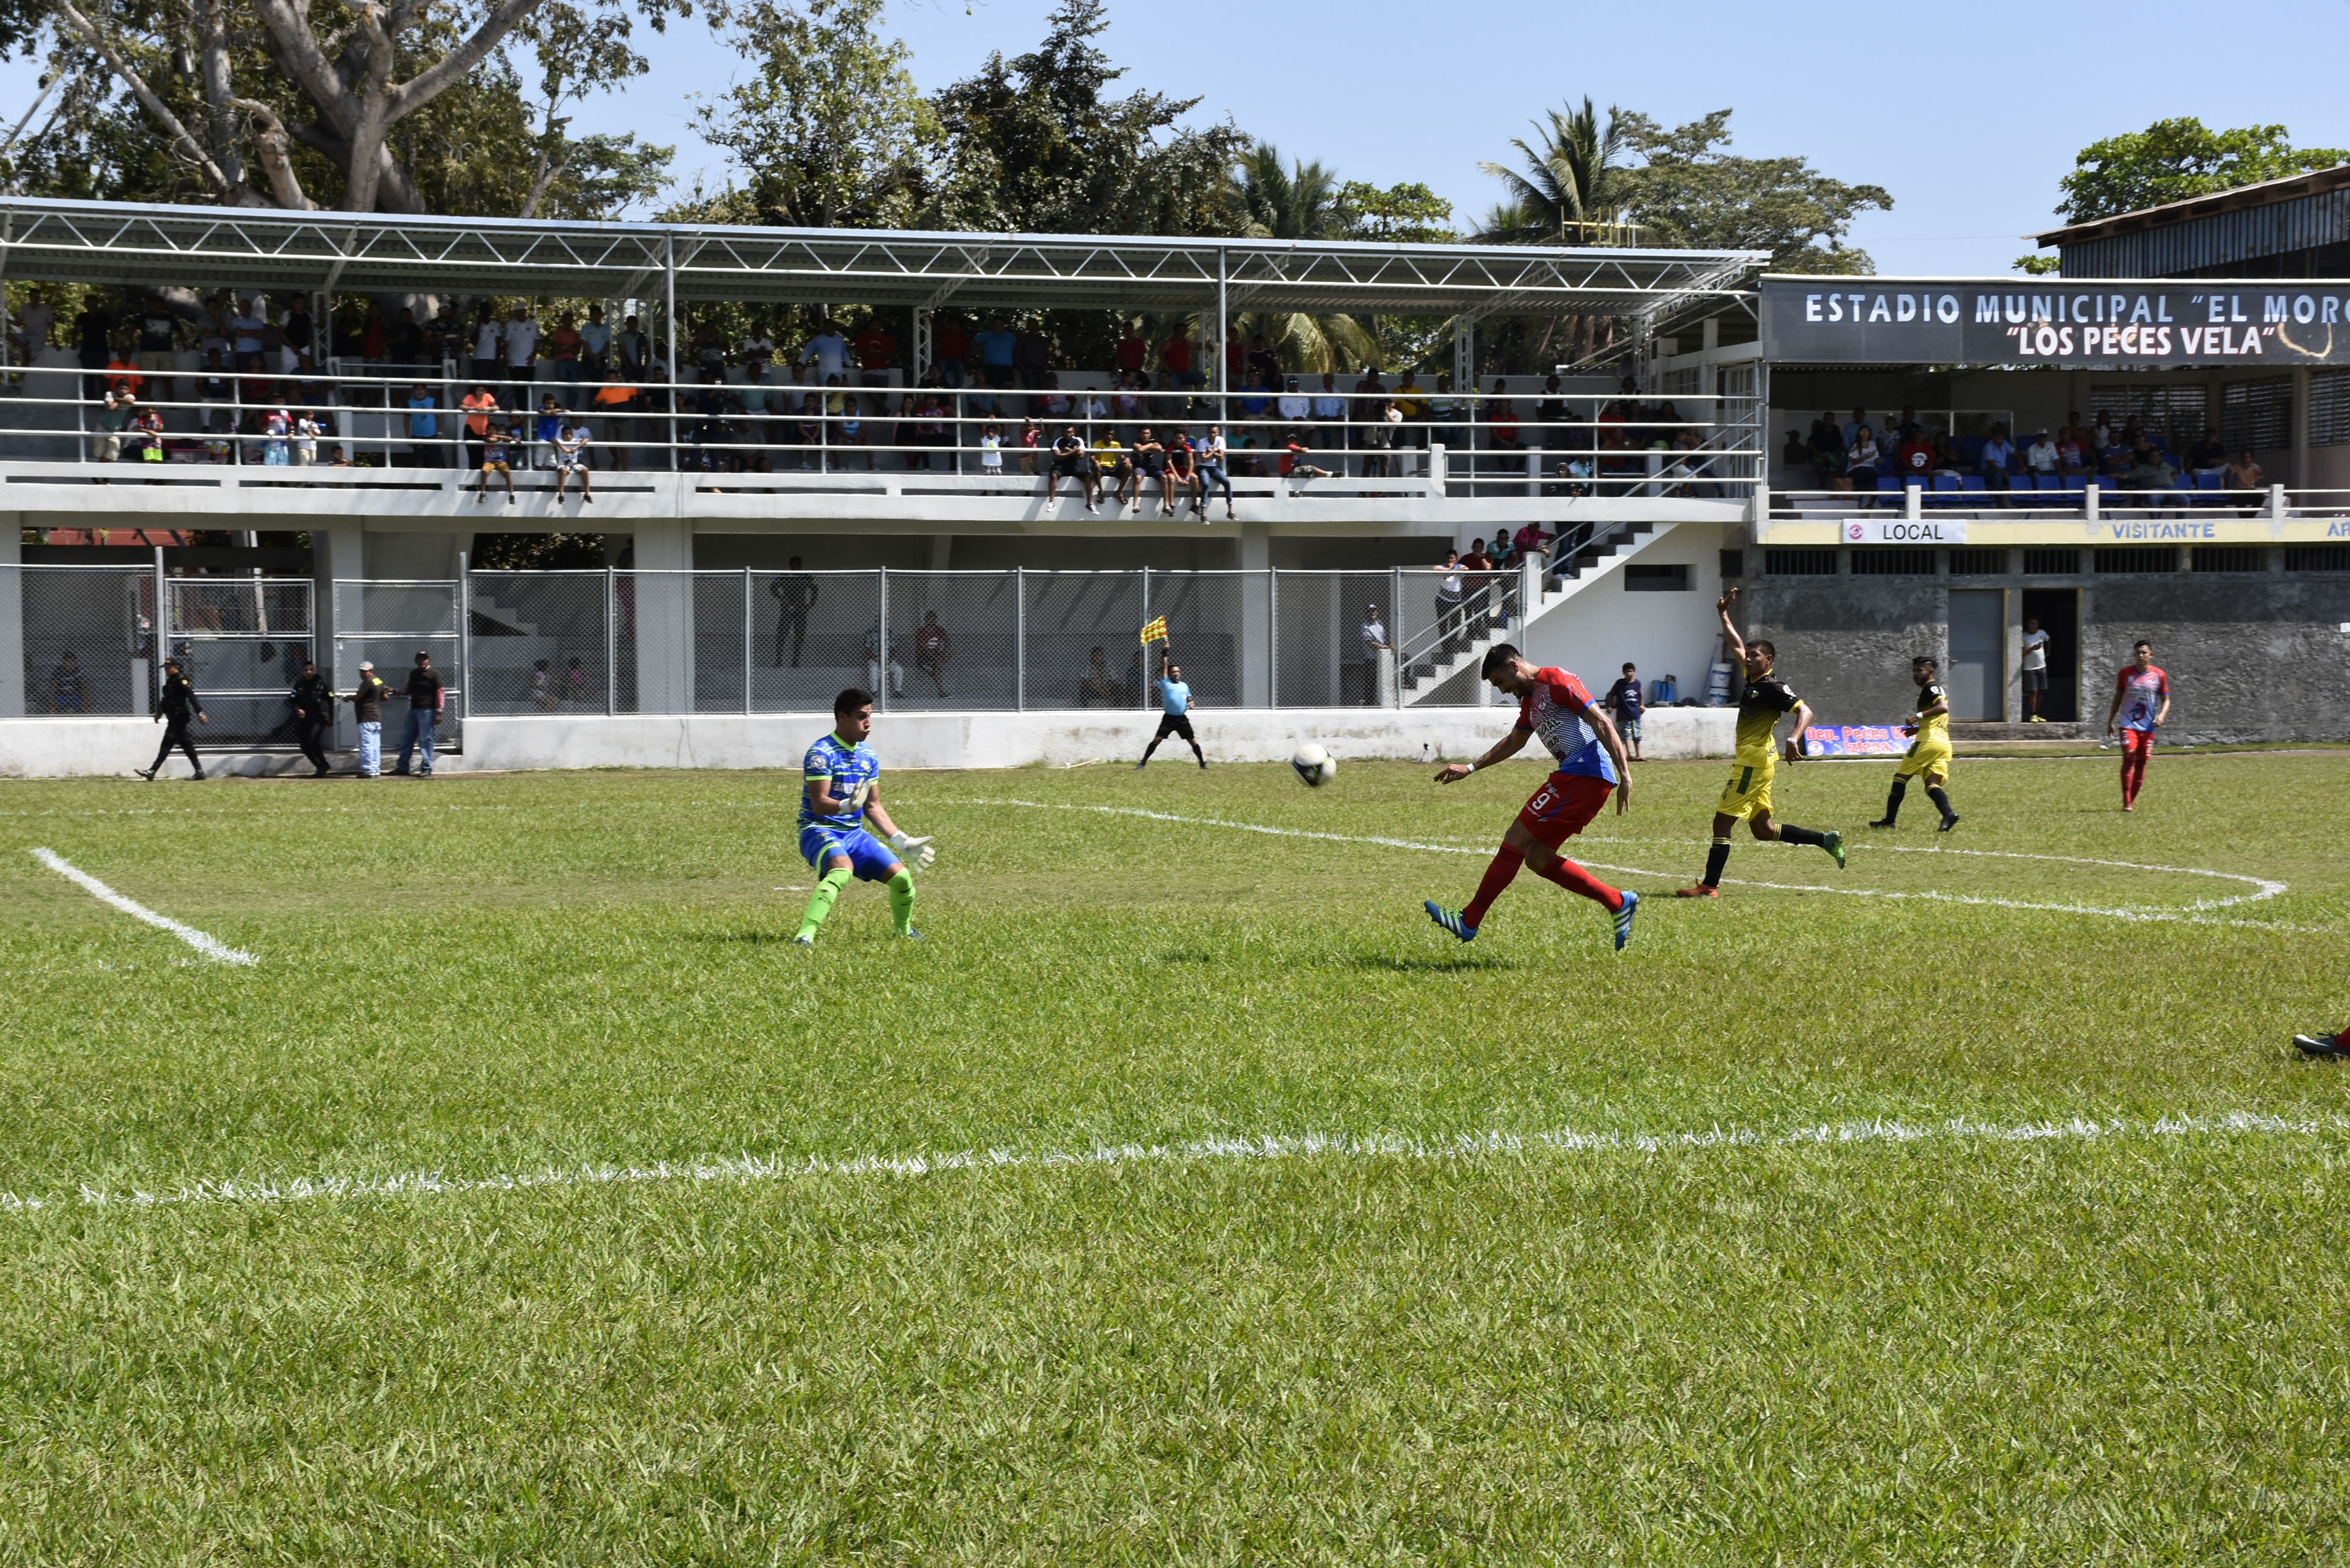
[1153, 712, 1195, 741]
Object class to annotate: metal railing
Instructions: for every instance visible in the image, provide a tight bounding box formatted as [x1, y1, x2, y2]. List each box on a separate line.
[1769, 480, 2296, 522]
[0, 360, 1764, 499]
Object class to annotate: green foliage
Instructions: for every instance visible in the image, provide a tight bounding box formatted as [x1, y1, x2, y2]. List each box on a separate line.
[9, 0, 682, 214]
[1232, 142, 1341, 240]
[1610, 108, 1890, 274]
[1334, 180, 1455, 245]
[925, 0, 1244, 236]
[1475, 97, 1628, 242]
[0, 756, 2347, 1556]
[696, 0, 935, 229]
[2014, 253, 2062, 275]
[2054, 118, 2350, 225]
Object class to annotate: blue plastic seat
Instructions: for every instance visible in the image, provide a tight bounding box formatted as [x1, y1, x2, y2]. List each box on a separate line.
[2062, 474, 2087, 493]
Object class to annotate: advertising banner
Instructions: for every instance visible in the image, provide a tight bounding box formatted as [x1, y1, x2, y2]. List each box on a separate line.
[1761, 277, 2350, 367]
[1802, 724, 1911, 757]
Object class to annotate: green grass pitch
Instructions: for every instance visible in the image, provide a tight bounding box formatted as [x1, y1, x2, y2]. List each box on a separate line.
[3, 748, 2348, 1562]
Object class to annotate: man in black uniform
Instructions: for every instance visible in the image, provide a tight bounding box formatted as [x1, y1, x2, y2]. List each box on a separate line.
[392, 650, 445, 777]
[770, 555, 819, 668]
[139, 657, 208, 779]
[290, 659, 336, 777]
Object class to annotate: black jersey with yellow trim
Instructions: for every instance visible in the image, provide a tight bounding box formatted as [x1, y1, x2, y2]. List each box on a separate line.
[1732, 673, 1799, 764]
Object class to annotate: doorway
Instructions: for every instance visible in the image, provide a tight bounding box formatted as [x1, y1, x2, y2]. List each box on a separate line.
[2019, 588, 2080, 721]
[1947, 589, 2003, 720]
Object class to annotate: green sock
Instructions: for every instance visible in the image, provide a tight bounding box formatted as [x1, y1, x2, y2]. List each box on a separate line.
[796, 866, 851, 941]
[888, 869, 916, 935]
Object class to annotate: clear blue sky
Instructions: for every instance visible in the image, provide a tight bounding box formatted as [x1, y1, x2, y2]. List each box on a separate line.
[11, 0, 2350, 276]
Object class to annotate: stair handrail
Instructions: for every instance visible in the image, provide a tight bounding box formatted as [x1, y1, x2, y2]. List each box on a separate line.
[1396, 569, 1522, 687]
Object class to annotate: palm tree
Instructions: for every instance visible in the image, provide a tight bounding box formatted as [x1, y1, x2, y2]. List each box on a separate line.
[1233, 142, 1343, 240]
[1224, 142, 1377, 374]
[1475, 98, 1630, 243]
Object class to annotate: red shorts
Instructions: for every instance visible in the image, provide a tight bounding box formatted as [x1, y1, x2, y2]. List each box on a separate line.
[1515, 770, 1614, 849]
[2121, 728, 2155, 759]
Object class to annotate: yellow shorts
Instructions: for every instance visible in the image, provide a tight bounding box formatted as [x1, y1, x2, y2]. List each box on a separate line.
[1716, 761, 1775, 821]
[1894, 740, 1952, 783]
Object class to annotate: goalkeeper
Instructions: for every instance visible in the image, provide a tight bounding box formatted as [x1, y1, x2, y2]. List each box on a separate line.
[793, 686, 933, 945]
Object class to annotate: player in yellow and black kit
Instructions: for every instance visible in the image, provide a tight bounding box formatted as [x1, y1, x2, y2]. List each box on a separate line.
[1676, 588, 1845, 898]
[1870, 655, 1960, 832]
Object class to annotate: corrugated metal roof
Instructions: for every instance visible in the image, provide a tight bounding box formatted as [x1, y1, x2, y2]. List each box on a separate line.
[2060, 185, 2350, 277]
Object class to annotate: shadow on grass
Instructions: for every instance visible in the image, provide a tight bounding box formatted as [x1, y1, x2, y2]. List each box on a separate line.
[1349, 949, 1519, 974]
[696, 929, 794, 946]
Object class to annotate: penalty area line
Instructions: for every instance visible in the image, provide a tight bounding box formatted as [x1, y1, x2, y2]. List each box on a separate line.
[3, 1109, 2334, 1214]
[27, 848, 257, 967]
[948, 799, 2302, 930]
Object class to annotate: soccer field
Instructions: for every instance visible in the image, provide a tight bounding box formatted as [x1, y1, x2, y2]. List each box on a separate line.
[3, 749, 2347, 1561]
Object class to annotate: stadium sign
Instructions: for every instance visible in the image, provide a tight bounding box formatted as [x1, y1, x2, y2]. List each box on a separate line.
[1761, 277, 2350, 366]
[1843, 519, 1966, 544]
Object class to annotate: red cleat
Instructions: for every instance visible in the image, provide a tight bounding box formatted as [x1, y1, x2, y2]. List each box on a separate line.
[1673, 885, 1720, 899]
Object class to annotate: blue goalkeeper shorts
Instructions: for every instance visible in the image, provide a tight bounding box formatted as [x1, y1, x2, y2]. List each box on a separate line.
[800, 824, 898, 882]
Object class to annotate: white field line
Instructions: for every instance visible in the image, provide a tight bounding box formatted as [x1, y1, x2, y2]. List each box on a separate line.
[951, 799, 2297, 929]
[27, 848, 257, 966]
[1, 1110, 2334, 1214]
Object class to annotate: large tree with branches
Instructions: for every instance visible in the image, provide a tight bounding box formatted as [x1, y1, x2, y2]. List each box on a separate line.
[8, 0, 681, 212]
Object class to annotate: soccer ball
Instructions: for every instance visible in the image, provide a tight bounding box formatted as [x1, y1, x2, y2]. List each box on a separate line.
[1291, 743, 1338, 787]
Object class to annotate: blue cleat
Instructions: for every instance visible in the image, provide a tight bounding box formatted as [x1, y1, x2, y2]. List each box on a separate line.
[898, 927, 925, 940]
[1424, 900, 1477, 941]
[1613, 888, 1640, 952]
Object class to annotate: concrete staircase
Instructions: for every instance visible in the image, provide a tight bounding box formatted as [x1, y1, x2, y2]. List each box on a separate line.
[1399, 522, 1680, 705]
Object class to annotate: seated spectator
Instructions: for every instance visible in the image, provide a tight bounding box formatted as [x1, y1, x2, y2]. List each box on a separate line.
[197, 350, 236, 436]
[2123, 439, 2174, 491]
[1844, 424, 1881, 488]
[1979, 422, 2015, 497]
[1037, 373, 1072, 421]
[2024, 428, 2060, 476]
[793, 392, 825, 471]
[1512, 522, 1551, 559]
[1078, 645, 1113, 706]
[532, 658, 560, 711]
[1808, 418, 1849, 490]
[2225, 449, 2266, 492]
[1893, 428, 1935, 486]
[2054, 426, 2085, 474]
[2187, 428, 2226, 474]
[1276, 377, 1310, 426]
[326, 443, 352, 467]
[1930, 434, 1965, 477]
[1280, 433, 1333, 481]
[2097, 435, 2132, 478]
[1486, 381, 1520, 448]
[835, 394, 874, 468]
[127, 398, 166, 463]
[1780, 428, 1814, 487]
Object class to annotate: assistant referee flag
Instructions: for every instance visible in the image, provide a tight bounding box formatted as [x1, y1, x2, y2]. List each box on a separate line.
[1139, 615, 1167, 646]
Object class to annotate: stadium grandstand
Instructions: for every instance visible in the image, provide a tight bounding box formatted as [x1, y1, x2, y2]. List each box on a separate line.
[6, 185, 2350, 772]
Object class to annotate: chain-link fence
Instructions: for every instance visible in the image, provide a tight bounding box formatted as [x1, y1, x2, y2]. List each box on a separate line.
[333, 579, 464, 747]
[9, 565, 158, 717]
[164, 576, 315, 746]
[469, 570, 611, 715]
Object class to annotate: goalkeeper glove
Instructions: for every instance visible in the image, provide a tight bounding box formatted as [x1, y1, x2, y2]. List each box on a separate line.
[887, 830, 935, 870]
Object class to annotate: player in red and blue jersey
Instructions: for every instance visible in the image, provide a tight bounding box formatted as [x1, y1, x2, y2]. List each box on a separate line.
[2104, 639, 2170, 812]
[1423, 644, 1639, 950]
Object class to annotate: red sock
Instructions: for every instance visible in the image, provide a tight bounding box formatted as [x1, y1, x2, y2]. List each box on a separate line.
[1462, 847, 1524, 927]
[1533, 853, 1624, 912]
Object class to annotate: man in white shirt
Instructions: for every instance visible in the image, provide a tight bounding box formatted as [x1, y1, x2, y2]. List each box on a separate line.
[502, 306, 540, 409]
[801, 321, 849, 383]
[2024, 428, 2059, 475]
[578, 305, 613, 378]
[1359, 603, 1395, 706]
[14, 287, 54, 364]
[2020, 615, 2051, 723]
[229, 299, 269, 366]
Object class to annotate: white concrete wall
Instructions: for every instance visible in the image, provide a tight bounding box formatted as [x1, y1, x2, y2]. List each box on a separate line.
[0, 706, 1734, 777]
[1523, 522, 1731, 704]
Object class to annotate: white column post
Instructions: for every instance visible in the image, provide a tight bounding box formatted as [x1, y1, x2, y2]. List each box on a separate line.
[604, 565, 616, 715]
[664, 232, 678, 472]
[1266, 567, 1279, 710]
[0, 518, 22, 717]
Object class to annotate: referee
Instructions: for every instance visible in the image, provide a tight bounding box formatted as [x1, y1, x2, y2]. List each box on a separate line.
[1136, 655, 1206, 770]
[138, 657, 208, 780]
